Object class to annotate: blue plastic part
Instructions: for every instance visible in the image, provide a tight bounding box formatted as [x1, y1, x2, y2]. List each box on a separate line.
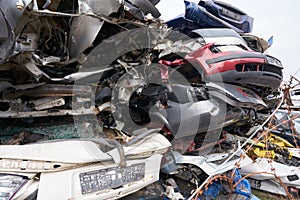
[166, 1, 253, 34]
[185, 1, 228, 29]
[200, 169, 260, 200]
[203, 182, 222, 199]
[233, 169, 253, 199]
[268, 36, 274, 47]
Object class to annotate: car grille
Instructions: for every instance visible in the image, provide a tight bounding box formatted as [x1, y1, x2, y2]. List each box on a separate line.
[235, 64, 282, 76]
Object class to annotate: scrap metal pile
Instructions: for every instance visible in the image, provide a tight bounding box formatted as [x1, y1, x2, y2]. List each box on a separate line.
[0, 0, 298, 199]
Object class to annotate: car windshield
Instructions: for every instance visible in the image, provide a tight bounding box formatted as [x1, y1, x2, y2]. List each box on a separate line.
[212, 44, 247, 53]
[192, 29, 248, 45]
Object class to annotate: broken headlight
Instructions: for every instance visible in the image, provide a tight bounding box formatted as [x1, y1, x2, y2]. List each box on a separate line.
[0, 174, 28, 199]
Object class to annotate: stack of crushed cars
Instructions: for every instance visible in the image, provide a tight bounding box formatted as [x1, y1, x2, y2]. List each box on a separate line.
[0, 0, 292, 199]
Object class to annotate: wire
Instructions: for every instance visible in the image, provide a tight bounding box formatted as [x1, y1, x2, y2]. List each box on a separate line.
[293, 68, 300, 77]
[188, 94, 284, 200]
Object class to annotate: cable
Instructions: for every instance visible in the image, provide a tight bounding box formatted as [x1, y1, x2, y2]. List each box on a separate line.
[188, 94, 284, 200]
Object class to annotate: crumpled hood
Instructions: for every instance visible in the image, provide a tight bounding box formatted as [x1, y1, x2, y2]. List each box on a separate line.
[0, 133, 170, 168]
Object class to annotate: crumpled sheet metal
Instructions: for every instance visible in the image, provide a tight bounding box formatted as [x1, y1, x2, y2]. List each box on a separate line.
[0, 7, 15, 65]
[240, 157, 300, 188]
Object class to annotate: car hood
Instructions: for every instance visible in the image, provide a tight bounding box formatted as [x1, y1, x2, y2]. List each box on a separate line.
[0, 133, 171, 170]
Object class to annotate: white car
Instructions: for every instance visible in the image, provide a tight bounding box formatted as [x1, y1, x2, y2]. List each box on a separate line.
[0, 134, 170, 200]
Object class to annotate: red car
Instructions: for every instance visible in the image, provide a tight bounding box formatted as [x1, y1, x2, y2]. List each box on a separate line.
[184, 42, 282, 94]
[170, 40, 281, 97]
[160, 29, 283, 96]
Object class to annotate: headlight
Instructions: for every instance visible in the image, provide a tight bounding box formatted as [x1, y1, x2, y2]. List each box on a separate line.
[0, 174, 27, 200]
[266, 55, 282, 67]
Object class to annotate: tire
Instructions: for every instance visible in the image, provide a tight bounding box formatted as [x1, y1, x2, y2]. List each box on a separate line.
[127, 0, 161, 18]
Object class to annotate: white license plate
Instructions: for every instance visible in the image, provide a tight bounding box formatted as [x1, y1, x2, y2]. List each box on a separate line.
[79, 163, 145, 195]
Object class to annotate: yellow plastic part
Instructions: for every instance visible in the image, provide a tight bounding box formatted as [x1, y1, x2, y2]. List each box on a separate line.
[252, 148, 276, 159]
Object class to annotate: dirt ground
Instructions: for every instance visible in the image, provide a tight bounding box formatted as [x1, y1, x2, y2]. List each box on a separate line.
[252, 189, 289, 200]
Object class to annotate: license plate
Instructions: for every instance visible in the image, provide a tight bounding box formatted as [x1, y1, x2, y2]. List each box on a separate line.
[266, 56, 282, 67]
[79, 163, 145, 195]
[221, 8, 242, 21]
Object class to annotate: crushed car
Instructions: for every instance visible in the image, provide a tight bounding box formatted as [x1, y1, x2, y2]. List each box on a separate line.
[157, 0, 253, 34]
[160, 28, 283, 98]
[0, 0, 288, 199]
